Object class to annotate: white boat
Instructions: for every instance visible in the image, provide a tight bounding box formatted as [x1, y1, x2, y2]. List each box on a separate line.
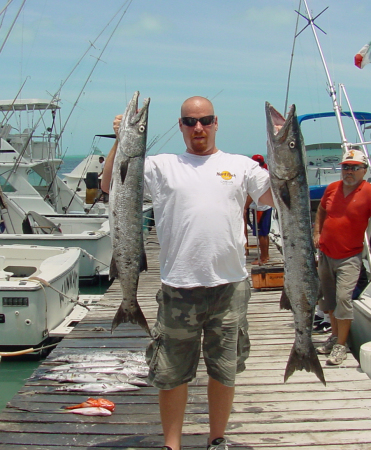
[0, 245, 81, 354]
[0, 99, 106, 215]
[0, 99, 113, 282]
[62, 148, 106, 200]
[0, 210, 112, 283]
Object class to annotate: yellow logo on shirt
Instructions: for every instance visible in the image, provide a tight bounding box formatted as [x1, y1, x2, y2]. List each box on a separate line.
[217, 171, 235, 180]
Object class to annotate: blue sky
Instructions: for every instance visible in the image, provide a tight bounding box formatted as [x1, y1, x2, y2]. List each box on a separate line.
[1, 0, 371, 158]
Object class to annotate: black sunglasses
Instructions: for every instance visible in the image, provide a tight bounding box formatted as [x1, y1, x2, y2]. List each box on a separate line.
[341, 164, 367, 171]
[181, 115, 215, 127]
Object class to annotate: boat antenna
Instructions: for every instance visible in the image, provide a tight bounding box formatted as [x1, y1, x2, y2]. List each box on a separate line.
[284, 0, 302, 116]
[297, 0, 349, 152]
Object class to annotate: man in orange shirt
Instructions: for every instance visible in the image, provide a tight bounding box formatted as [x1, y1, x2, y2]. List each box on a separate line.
[313, 149, 371, 365]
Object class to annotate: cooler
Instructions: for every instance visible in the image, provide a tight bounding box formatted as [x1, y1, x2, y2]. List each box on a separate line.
[250, 264, 284, 290]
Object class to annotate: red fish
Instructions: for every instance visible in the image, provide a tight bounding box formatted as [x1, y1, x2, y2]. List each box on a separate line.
[64, 397, 115, 412]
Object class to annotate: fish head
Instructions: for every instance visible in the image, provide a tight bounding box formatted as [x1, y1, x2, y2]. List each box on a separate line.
[118, 91, 150, 158]
[266, 102, 306, 181]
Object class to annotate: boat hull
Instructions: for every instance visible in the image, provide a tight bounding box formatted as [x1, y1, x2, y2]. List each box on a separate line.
[0, 245, 80, 350]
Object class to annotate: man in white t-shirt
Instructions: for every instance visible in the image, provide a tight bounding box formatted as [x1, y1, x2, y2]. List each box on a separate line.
[102, 96, 274, 450]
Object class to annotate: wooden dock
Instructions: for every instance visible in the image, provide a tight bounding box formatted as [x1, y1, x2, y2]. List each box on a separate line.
[1, 228, 371, 449]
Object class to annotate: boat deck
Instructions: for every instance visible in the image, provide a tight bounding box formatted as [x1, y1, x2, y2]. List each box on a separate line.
[1, 228, 371, 449]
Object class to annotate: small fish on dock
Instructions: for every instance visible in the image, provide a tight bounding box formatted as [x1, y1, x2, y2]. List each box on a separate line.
[67, 407, 112, 416]
[266, 102, 326, 386]
[64, 397, 115, 412]
[109, 91, 151, 336]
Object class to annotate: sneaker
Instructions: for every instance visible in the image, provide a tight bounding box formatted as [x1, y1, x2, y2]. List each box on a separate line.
[313, 321, 332, 334]
[326, 344, 347, 365]
[207, 437, 228, 450]
[313, 314, 324, 324]
[316, 335, 338, 354]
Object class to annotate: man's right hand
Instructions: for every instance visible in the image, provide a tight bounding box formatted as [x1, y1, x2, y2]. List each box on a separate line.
[113, 114, 123, 137]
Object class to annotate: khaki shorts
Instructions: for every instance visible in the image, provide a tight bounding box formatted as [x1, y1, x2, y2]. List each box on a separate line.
[146, 280, 251, 390]
[318, 251, 362, 320]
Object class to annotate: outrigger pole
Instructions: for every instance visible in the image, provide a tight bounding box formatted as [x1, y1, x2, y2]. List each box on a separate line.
[297, 1, 349, 153]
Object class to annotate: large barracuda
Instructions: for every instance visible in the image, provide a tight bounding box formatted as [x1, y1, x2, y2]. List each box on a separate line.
[110, 91, 151, 335]
[265, 102, 325, 386]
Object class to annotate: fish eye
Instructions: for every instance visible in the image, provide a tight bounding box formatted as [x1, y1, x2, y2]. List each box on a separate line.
[139, 125, 146, 133]
[289, 141, 295, 149]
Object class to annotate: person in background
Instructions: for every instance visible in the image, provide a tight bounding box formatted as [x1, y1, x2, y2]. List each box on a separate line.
[314, 149, 371, 365]
[98, 156, 105, 190]
[244, 154, 272, 265]
[102, 96, 274, 450]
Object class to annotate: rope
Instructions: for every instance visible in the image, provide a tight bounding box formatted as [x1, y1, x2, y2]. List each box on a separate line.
[26, 276, 90, 310]
[79, 248, 109, 270]
[0, 341, 59, 358]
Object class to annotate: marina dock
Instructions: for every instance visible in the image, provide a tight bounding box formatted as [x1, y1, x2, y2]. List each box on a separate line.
[1, 228, 371, 449]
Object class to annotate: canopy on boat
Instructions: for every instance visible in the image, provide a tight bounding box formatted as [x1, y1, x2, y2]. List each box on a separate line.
[298, 111, 371, 126]
[0, 99, 60, 112]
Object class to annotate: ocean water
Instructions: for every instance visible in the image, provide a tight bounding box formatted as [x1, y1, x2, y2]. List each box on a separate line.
[0, 156, 106, 412]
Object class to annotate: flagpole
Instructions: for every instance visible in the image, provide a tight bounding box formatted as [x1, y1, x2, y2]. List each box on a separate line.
[302, 0, 348, 153]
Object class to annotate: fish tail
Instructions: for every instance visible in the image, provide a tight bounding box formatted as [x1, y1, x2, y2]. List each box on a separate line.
[284, 340, 326, 386]
[111, 300, 151, 336]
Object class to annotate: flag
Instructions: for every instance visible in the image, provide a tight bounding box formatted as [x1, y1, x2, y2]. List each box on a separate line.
[355, 42, 371, 69]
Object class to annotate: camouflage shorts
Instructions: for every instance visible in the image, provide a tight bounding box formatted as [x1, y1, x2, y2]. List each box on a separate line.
[146, 279, 251, 390]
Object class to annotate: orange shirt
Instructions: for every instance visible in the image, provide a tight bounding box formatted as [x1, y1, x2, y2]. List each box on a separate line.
[319, 180, 371, 259]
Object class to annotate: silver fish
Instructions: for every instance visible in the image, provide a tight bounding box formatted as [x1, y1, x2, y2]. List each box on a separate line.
[48, 351, 145, 364]
[109, 91, 151, 335]
[40, 373, 99, 383]
[55, 382, 140, 393]
[49, 362, 123, 372]
[266, 102, 325, 386]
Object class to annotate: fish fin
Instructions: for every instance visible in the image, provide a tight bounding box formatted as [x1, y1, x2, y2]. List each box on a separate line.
[284, 340, 326, 386]
[109, 258, 118, 280]
[280, 289, 292, 310]
[140, 251, 148, 272]
[120, 160, 129, 184]
[279, 182, 291, 209]
[111, 296, 151, 336]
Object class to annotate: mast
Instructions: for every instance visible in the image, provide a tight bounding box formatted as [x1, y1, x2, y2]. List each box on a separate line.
[300, 0, 348, 152]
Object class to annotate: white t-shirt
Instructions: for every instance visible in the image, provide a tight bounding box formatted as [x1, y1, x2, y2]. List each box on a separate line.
[144, 150, 270, 288]
[249, 168, 271, 212]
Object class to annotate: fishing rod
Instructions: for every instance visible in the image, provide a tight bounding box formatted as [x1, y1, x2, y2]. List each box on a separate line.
[284, 0, 302, 117]
[0, 0, 26, 56]
[62, 0, 134, 214]
[2, 1, 133, 212]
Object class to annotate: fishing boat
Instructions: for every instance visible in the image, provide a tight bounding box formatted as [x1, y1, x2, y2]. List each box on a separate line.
[0, 244, 81, 355]
[0, 99, 110, 282]
[62, 148, 106, 201]
[0, 210, 111, 283]
[0, 99, 106, 216]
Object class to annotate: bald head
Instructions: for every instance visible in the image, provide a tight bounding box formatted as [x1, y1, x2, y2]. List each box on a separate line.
[181, 96, 214, 117]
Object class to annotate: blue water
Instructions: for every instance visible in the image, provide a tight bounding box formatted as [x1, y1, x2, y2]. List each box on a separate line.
[0, 156, 107, 412]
